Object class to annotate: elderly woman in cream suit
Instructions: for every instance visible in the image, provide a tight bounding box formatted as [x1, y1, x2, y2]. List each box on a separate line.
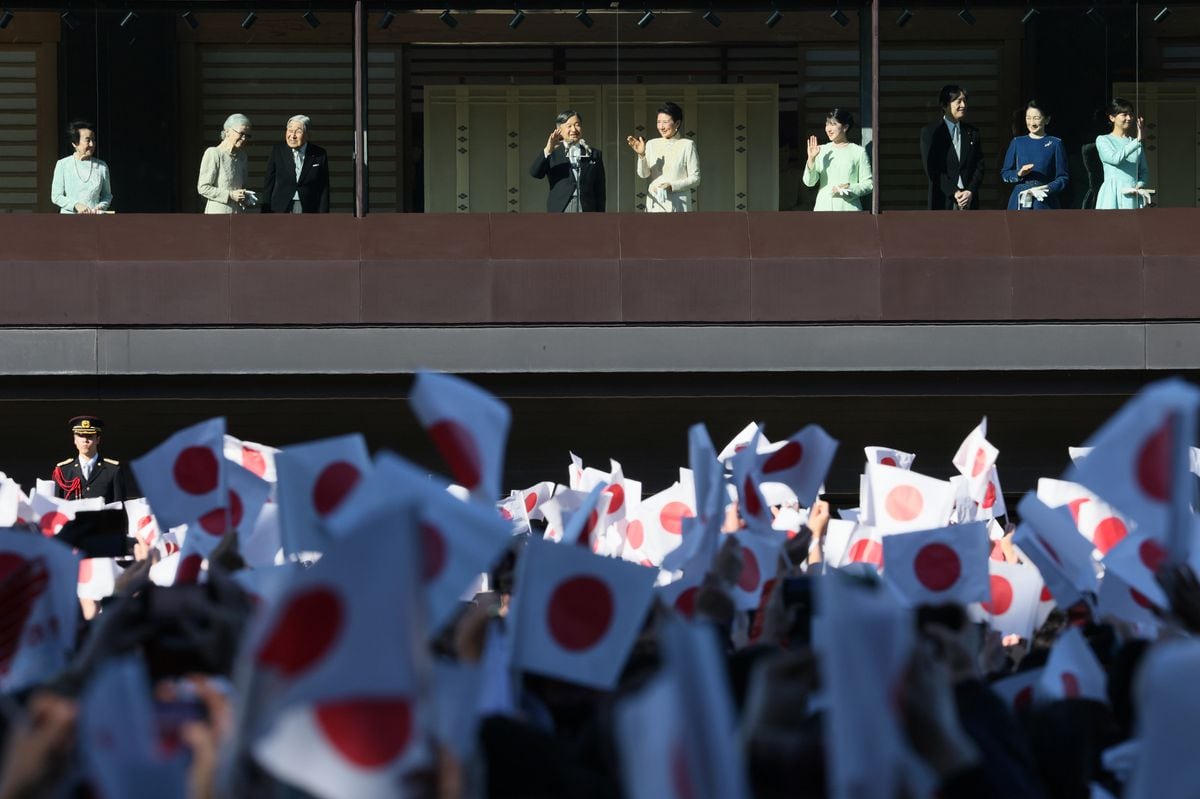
[197, 113, 254, 213]
[626, 101, 700, 212]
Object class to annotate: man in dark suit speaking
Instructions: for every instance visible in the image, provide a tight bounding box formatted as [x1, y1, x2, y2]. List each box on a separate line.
[530, 110, 606, 213]
[262, 114, 329, 213]
[920, 85, 984, 210]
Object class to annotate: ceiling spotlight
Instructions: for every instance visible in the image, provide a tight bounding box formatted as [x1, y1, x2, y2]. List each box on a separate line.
[60, 9, 79, 30]
[959, 6, 975, 25]
[240, 10, 257, 29]
[1154, 6, 1171, 23]
[508, 9, 525, 29]
[766, 8, 783, 28]
[576, 8, 593, 28]
[378, 9, 395, 29]
[0, 10, 13, 29]
[439, 8, 457, 28]
[181, 10, 199, 29]
[120, 10, 137, 28]
[303, 10, 320, 28]
[703, 9, 721, 27]
[636, 9, 654, 28]
[831, 8, 850, 27]
[1085, 6, 1104, 26]
[1021, 7, 1039, 24]
[896, 8, 912, 27]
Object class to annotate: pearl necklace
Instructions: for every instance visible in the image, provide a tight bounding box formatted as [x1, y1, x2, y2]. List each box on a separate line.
[73, 157, 95, 183]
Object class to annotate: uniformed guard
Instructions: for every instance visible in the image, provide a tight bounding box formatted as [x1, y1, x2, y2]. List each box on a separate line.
[51, 416, 127, 503]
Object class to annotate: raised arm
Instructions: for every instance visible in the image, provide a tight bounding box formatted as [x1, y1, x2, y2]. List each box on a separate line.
[1095, 135, 1142, 166]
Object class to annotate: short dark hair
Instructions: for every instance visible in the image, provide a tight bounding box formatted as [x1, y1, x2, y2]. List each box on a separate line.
[938, 85, 967, 109]
[554, 109, 581, 126]
[826, 108, 855, 130]
[1105, 97, 1134, 118]
[67, 119, 95, 144]
[657, 101, 683, 125]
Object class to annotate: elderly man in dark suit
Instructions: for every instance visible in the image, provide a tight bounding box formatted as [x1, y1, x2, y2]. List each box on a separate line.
[262, 114, 329, 213]
[920, 85, 984, 210]
[530, 110, 606, 213]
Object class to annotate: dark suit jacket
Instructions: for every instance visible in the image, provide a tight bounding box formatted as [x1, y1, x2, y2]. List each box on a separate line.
[920, 118, 984, 210]
[530, 145, 606, 212]
[52, 456, 130, 503]
[262, 142, 330, 213]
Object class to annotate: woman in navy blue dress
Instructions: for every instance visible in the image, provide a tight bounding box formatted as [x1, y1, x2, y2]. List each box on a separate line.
[1000, 100, 1069, 209]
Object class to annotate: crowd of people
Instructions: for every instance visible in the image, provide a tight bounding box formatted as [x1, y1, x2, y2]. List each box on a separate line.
[49, 85, 1153, 216]
[0, 374, 1197, 798]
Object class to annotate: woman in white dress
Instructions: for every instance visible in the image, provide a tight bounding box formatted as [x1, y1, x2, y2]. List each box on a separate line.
[197, 113, 255, 214]
[50, 120, 112, 214]
[626, 101, 700, 212]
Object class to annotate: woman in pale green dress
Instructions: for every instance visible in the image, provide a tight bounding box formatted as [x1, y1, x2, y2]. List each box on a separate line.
[1095, 97, 1149, 210]
[803, 109, 873, 211]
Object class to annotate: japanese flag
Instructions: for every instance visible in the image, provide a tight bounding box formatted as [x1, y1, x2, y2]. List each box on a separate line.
[509, 537, 657, 690]
[837, 524, 885, 572]
[241, 503, 283, 569]
[990, 667, 1043, 716]
[186, 461, 273, 559]
[717, 422, 772, 463]
[730, 432, 773, 534]
[976, 559, 1043, 641]
[656, 565, 706, 619]
[224, 434, 280, 484]
[1125, 641, 1200, 799]
[1068, 378, 1200, 555]
[0, 477, 23, 527]
[149, 526, 208, 587]
[131, 418, 227, 530]
[410, 370, 511, 503]
[689, 424, 725, 522]
[275, 434, 371, 555]
[77, 556, 119, 601]
[865, 446, 915, 471]
[125, 498, 160, 548]
[1101, 531, 1169, 609]
[729, 530, 784, 611]
[626, 483, 695, 567]
[1036, 626, 1106, 703]
[865, 462, 955, 534]
[567, 452, 585, 490]
[540, 486, 607, 548]
[516, 481, 556, 523]
[0, 531, 79, 693]
[976, 466, 1007, 520]
[755, 424, 838, 509]
[615, 673, 696, 799]
[31, 493, 103, 538]
[1038, 477, 1131, 555]
[882, 522, 991, 607]
[952, 417, 999, 500]
[1096, 571, 1163, 635]
[1016, 493, 1100, 596]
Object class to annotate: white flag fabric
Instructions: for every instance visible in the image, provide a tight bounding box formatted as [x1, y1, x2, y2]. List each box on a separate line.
[626, 483, 695, 568]
[1068, 378, 1200, 555]
[865, 446, 915, 470]
[865, 463, 955, 534]
[977, 559, 1043, 641]
[509, 537, 656, 690]
[818, 571, 915, 799]
[1068, 446, 1093, 464]
[125, 497, 160, 548]
[80, 656, 188, 799]
[0, 477, 23, 527]
[729, 530, 784, 611]
[754, 424, 839, 508]
[517, 481, 556, 523]
[409, 371, 511, 503]
[0, 531, 79, 693]
[1096, 572, 1163, 635]
[1036, 626, 1107, 703]
[952, 417, 998, 501]
[1125, 640, 1200, 799]
[656, 565, 705, 619]
[615, 673, 695, 799]
[77, 556, 119, 601]
[882, 522, 991, 607]
[275, 434, 371, 555]
[838, 524, 885, 571]
[976, 466, 1007, 520]
[1038, 478, 1131, 555]
[241, 503, 283, 569]
[224, 434, 280, 483]
[30, 493, 103, 538]
[730, 432, 773, 534]
[131, 418, 227, 529]
[661, 426, 726, 574]
[193, 461, 271, 540]
[716, 421, 771, 463]
[1101, 531, 1170, 609]
[1016, 493, 1099, 597]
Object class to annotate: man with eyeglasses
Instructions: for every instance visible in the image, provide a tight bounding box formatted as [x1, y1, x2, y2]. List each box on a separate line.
[262, 114, 329, 214]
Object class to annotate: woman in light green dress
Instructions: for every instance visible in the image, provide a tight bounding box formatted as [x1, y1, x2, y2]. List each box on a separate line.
[803, 109, 873, 211]
[1095, 97, 1149, 210]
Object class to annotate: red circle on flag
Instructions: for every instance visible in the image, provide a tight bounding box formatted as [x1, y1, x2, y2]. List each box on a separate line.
[971, 448, 988, 478]
[626, 520, 645, 549]
[312, 461, 361, 517]
[1061, 671, 1080, 698]
[982, 481, 997, 510]
[429, 419, 482, 491]
[173, 447, 219, 495]
[546, 575, 614, 652]
[420, 523, 446, 583]
[885, 485, 924, 522]
[524, 492, 539, 513]
[1130, 587, 1155, 609]
[660, 502, 694, 535]
[1092, 517, 1127, 554]
[881, 456, 898, 467]
[78, 558, 92, 584]
[981, 574, 1013, 615]
[1040, 585, 1053, 602]
[742, 477, 762, 518]
[315, 697, 413, 768]
[241, 446, 268, 478]
[674, 586, 698, 618]
[39, 511, 69, 537]
[913, 543, 961, 591]
[763, 441, 803, 473]
[1136, 420, 1171, 502]
[257, 587, 343, 676]
[176, 553, 204, 585]
[738, 548, 761, 592]
[198, 490, 245, 536]
[499, 507, 513, 521]
[848, 538, 883, 568]
[605, 484, 625, 513]
[1139, 538, 1168, 574]
[1067, 498, 1089, 525]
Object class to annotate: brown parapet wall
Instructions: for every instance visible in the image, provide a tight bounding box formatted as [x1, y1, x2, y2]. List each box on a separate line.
[1, 210, 1198, 326]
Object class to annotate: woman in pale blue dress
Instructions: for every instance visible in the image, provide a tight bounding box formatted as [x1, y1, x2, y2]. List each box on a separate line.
[1094, 98, 1149, 210]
